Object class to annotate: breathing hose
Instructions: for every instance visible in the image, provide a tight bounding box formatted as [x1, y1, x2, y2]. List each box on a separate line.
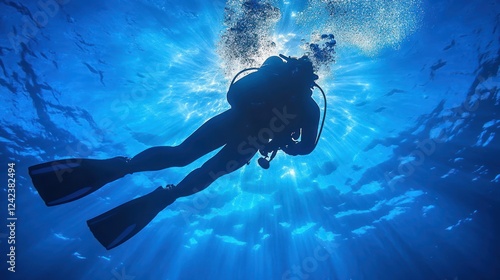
[312, 82, 327, 148]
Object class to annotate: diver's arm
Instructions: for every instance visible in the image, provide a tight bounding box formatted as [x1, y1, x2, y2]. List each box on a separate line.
[282, 99, 320, 156]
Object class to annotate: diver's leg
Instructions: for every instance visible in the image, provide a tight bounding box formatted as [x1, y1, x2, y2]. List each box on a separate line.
[128, 110, 235, 172]
[168, 141, 257, 198]
[86, 140, 256, 249]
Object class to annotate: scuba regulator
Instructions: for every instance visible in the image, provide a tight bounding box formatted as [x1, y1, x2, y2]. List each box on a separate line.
[229, 54, 328, 169]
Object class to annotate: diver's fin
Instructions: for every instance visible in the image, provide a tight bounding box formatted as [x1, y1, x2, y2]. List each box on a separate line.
[28, 157, 130, 206]
[87, 186, 175, 250]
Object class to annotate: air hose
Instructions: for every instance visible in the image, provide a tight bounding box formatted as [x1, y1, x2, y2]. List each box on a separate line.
[229, 67, 259, 88]
[312, 82, 327, 148]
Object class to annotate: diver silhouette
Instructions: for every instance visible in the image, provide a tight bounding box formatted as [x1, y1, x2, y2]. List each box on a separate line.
[28, 54, 327, 250]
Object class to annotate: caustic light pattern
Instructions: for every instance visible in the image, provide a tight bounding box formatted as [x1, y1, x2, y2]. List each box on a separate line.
[0, 0, 499, 279]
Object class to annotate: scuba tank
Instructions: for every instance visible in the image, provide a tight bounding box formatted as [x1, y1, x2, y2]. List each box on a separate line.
[227, 54, 328, 169]
[227, 57, 288, 110]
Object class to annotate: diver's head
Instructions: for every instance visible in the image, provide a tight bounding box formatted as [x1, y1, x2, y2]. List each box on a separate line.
[260, 56, 286, 74]
[260, 55, 319, 90]
[290, 55, 319, 88]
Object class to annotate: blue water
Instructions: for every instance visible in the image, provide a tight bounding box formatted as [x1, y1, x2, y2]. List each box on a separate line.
[1, 0, 499, 279]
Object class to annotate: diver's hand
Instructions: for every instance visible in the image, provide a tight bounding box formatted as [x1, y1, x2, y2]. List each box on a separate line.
[282, 143, 300, 156]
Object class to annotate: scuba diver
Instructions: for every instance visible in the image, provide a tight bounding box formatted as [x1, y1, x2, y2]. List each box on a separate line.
[28, 54, 327, 250]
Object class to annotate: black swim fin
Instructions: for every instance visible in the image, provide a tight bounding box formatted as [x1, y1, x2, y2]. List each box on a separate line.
[87, 186, 176, 250]
[28, 157, 130, 206]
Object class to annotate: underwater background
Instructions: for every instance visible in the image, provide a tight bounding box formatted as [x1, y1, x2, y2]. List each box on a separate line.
[1, 0, 499, 279]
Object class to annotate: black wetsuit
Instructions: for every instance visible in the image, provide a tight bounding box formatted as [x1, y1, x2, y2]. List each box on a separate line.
[128, 67, 320, 198]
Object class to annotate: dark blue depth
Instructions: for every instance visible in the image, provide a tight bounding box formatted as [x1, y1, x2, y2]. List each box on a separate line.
[0, 0, 499, 279]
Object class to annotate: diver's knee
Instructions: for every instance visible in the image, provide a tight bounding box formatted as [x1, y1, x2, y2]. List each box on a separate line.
[174, 147, 198, 167]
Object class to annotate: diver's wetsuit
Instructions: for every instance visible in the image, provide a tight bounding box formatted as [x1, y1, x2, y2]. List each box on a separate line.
[128, 72, 320, 199]
[28, 55, 323, 250]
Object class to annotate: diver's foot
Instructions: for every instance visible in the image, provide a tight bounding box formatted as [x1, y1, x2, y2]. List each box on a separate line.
[100, 156, 134, 176]
[163, 184, 176, 191]
[115, 156, 134, 175]
[156, 184, 178, 208]
[98, 156, 136, 185]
